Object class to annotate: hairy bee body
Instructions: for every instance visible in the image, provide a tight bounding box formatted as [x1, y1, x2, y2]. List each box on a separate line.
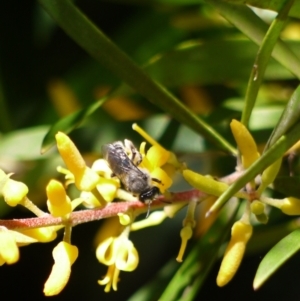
[101, 140, 159, 202]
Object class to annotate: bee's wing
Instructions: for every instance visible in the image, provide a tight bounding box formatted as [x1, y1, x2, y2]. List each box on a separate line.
[102, 143, 144, 181]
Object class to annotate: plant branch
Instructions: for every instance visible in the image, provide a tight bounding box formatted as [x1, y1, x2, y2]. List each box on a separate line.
[0, 189, 207, 230]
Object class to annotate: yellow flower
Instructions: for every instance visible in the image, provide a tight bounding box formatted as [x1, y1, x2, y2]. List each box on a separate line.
[132, 124, 176, 193]
[96, 235, 139, 292]
[87, 158, 120, 204]
[0, 227, 19, 265]
[96, 178, 120, 203]
[44, 241, 78, 296]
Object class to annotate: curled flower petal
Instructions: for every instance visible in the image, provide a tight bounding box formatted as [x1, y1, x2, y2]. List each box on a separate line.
[146, 145, 170, 168]
[96, 237, 118, 266]
[150, 167, 172, 193]
[92, 159, 113, 178]
[0, 227, 19, 264]
[96, 178, 119, 202]
[115, 240, 139, 272]
[217, 221, 252, 287]
[44, 241, 78, 296]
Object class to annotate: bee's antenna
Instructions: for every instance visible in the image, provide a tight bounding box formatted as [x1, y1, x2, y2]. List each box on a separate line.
[145, 201, 152, 218]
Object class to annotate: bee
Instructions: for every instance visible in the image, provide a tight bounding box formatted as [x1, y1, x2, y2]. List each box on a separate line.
[101, 140, 161, 215]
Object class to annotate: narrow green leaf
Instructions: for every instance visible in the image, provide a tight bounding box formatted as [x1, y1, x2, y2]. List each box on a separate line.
[253, 229, 300, 290]
[241, 0, 294, 126]
[266, 85, 300, 149]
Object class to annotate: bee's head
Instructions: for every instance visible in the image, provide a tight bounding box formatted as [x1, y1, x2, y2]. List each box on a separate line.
[139, 186, 160, 202]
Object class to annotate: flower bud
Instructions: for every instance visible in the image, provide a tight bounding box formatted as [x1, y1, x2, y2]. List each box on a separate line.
[217, 221, 252, 286]
[250, 200, 265, 215]
[55, 132, 100, 191]
[183, 170, 246, 198]
[2, 179, 28, 207]
[280, 197, 300, 215]
[46, 180, 72, 217]
[230, 119, 260, 168]
[257, 158, 282, 194]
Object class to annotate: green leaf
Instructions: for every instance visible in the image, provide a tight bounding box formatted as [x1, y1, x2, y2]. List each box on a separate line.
[241, 0, 294, 126]
[0, 126, 50, 160]
[253, 229, 300, 290]
[266, 85, 300, 149]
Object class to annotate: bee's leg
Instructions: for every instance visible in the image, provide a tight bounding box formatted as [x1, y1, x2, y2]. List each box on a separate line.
[152, 178, 163, 185]
[124, 139, 142, 166]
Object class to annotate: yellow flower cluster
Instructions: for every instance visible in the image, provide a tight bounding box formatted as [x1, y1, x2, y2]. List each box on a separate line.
[0, 170, 58, 268]
[180, 118, 300, 287]
[0, 124, 181, 295]
[3, 118, 295, 295]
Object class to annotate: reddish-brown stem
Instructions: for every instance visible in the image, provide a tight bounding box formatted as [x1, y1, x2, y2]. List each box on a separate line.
[0, 189, 207, 230]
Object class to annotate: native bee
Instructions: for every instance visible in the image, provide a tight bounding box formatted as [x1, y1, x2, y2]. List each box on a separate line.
[101, 140, 161, 205]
